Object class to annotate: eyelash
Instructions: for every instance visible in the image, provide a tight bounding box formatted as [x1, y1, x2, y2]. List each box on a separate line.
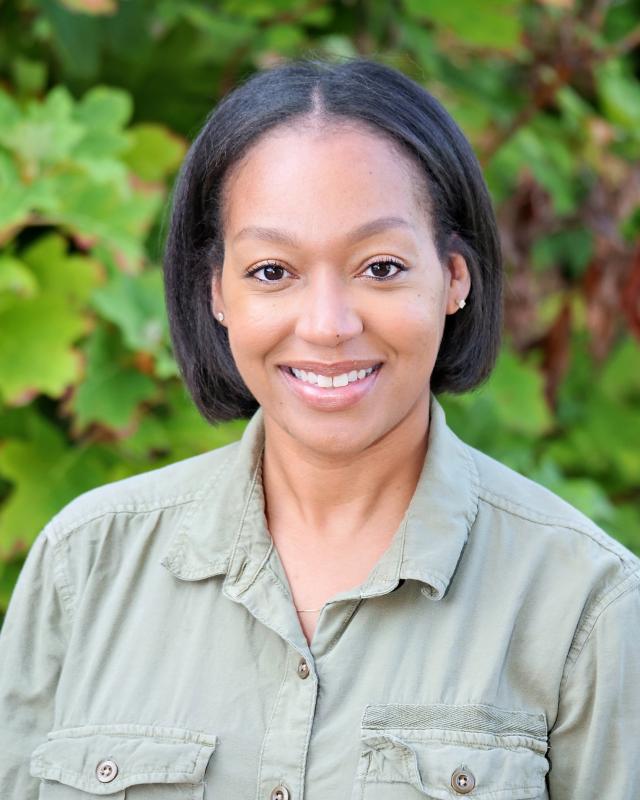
[246, 258, 407, 283]
[362, 258, 407, 281]
[245, 261, 288, 282]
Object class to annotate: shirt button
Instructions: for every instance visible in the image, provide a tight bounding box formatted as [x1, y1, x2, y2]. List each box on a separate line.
[297, 658, 310, 679]
[270, 785, 290, 800]
[96, 759, 118, 783]
[451, 767, 475, 794]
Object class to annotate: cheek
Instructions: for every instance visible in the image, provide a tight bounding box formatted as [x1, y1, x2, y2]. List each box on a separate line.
[225, 296, 285, 377]
[393, 289, 446, 352]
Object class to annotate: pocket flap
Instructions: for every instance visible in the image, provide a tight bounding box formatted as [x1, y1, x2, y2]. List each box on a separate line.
[362, 733, 547, 799]
[360, 704, 548, 800]
[30, 725, 217, 795]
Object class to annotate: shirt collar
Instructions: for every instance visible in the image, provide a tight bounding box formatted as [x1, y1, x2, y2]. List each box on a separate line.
[161, 395, 479, 601]
[160, 409, 266, 582]
[358, 396, 480, 600]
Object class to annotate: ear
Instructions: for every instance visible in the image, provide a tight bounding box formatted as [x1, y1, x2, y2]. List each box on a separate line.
[211, 271, 226, 325]
[444, 251, 471, 315]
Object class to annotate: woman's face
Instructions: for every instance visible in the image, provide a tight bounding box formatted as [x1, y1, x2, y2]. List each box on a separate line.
[215, 123, 469, 457]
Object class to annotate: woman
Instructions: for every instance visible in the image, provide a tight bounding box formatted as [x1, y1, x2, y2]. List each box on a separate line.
[1, 58, 639, 799]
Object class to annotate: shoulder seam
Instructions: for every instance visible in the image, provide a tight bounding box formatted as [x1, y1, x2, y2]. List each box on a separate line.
[45, 495, 198, 544]
[43, 442, 241, 545]
[477, 488, 632, 565]
[49, 535, 76, 620]
[560, 571, 640, 689]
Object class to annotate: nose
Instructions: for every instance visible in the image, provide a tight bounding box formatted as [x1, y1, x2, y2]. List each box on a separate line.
[294, 270, 363, 346]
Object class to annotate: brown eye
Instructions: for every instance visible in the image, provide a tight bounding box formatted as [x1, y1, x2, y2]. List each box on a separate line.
[249, 263, 291, 282]
[263, 264, 285, 281]
[363, 260, 405, 280]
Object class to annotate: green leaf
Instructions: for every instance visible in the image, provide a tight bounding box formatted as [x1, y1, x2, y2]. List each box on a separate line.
[0, 295, 87, 403]
[72, 87, 133, 174]
[91, 268, 168, 353]
[0, 406, 40, 441]
[71, 326, 157, 431]
[0, 557, 24, 613]
[259, 23, 306, 54]
[0, 86, 84, 169]
[300, 6, 333, 26]
[0, 414, 114, 557]
[487, 122, 580, 213]
[220, 0, 284, 21]
[0, 90, 21, 130]
[607, 502, 640, 556]
[121, 382, 246, 464]
[20, 233, 103, 305]
[0, 152, 59, 236]
[402, 0, 522, 50]
[474, 349, 553, 436]
[51, 170, 162, 268]
[531, 229, 593, 277]
[440, 348, 552, 474]
[37, 0, 103, 79]
[529, 458, 615, 524]
[0, 234, 99, 402]
[123, 123, 187, 182]
[0, 256, 38, 300]
[176, 3, 255, 47]
[549, 391, 640, 488]
[600, 338, 640, 401]
[11, 57, 48, 97]
[74, 85, 133, 133]
[596, 59, 640, 130]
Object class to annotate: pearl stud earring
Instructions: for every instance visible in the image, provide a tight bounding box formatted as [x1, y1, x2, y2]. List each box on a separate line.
[216, 312, 225, 322]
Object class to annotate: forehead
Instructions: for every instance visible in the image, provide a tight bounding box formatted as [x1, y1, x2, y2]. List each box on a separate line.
[221, 122, 430, 237]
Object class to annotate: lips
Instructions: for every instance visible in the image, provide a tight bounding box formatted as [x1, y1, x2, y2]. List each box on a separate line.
[278, 361, 383, 411]
[288, 364, 379, 388]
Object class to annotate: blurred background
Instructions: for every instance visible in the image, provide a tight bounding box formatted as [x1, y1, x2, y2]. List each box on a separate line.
[0, 0, 639, 621]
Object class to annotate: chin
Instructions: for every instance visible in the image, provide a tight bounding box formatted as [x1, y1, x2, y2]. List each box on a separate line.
[286, 421, 376, 457]
[271, 410, 403, 459]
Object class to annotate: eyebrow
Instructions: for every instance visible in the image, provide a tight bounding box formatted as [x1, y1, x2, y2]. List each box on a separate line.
[232, 216, 413, 248]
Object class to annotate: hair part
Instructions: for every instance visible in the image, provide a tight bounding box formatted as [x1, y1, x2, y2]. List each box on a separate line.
[164, 57, 503, 423]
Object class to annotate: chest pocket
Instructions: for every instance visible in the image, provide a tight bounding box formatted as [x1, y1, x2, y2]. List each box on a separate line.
[30, 725, 216, 800]
[352, 703, 549, 800]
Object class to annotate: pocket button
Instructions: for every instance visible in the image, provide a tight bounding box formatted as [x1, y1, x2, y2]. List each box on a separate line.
[451, 767, 475, 794]
[96, 759, 118, 783]
[270, 786, 290, 800]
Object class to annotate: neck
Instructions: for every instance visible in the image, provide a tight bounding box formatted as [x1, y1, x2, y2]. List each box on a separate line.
[261, 397, 430, 539]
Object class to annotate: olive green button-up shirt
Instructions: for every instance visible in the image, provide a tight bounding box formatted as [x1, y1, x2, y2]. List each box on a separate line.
[1, 397, 639, 799]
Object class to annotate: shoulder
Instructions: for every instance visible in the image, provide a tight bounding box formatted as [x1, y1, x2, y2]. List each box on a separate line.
[466, 442, 640, 590]
[43, 439, 242, 545]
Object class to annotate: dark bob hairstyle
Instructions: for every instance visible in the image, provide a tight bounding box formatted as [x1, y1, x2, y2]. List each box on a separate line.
[164, 57, 503, 423]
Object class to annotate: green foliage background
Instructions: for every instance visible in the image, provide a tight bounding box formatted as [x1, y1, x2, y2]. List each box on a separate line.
[1, 0, 639, 618]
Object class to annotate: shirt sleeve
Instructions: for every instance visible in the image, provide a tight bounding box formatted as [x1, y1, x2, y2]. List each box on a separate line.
[547, 575, 640, 798]
[0, 530, 71, 798]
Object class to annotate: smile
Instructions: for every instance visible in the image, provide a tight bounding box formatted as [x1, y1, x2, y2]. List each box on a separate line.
[278, 361, 383, 411]
[288, 365, 379, 388]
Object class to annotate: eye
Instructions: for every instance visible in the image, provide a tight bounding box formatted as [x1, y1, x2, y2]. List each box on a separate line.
[361, 258, 407, 281]
[247, 262, 292, 282]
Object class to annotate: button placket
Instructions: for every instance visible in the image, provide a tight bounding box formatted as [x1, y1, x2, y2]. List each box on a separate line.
[256, 647, 317, 800]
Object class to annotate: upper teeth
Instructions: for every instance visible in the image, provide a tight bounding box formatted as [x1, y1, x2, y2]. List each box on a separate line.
[290, 367, 375, 387]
